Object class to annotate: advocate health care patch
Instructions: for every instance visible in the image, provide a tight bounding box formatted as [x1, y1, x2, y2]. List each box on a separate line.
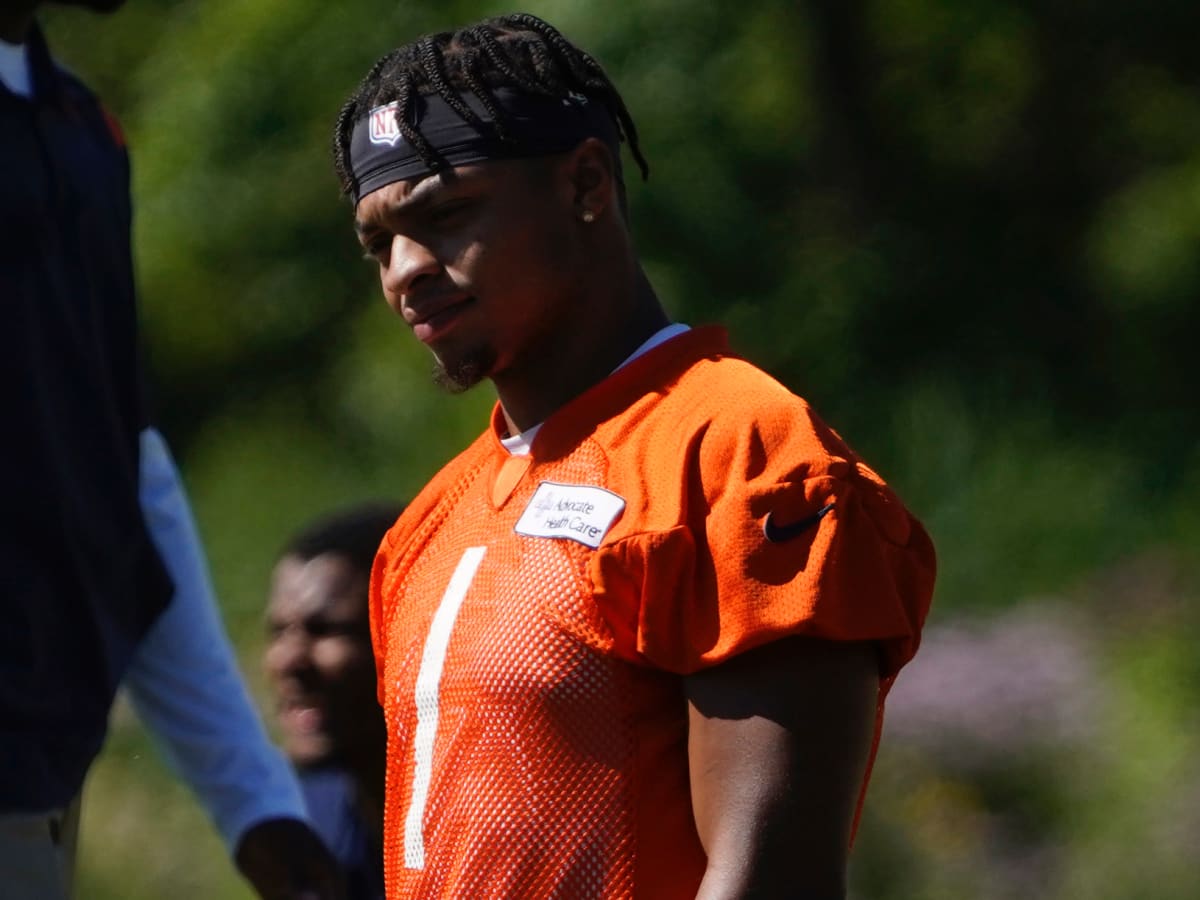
[514, 481, 626, 549]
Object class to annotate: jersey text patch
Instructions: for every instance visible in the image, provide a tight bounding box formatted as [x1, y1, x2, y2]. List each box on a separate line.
[514, 481, 626, 549]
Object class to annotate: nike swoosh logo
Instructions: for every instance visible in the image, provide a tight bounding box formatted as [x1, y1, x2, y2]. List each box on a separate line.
[762, 501, 835, 543]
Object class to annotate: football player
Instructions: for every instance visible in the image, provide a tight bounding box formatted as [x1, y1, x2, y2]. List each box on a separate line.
[332, 13, 936, 899]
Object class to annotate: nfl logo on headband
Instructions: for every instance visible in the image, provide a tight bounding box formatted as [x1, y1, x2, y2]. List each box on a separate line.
[368, 102, 405, 147]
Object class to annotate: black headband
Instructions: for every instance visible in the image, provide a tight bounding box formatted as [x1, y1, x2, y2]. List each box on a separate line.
[347, 87, 622, 203]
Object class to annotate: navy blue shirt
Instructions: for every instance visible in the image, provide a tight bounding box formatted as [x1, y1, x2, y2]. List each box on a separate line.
[1, 26, 172, 811]
[299, 767, 384, 900]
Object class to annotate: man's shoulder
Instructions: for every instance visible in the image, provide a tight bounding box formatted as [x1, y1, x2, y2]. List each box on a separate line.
[590, 349, 860, 525]
[51, 62, 96, 105]
[376, 430, 494, 557]
[25, 26, 101, 109]
[611, 349, 823, 451]
[416, 428, 495, 500]
[26, 53, 125, 151]
[681, 350, 802, 408]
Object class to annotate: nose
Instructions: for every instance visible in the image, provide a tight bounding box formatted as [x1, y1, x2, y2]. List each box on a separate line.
[381, 233, 441, 313]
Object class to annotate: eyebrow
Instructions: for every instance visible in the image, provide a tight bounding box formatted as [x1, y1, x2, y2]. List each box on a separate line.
[353, 170, 468, 237]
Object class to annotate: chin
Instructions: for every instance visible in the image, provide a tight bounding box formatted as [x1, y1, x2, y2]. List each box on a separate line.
[432, 349, 494, 393]
[286, 739, 335, 770]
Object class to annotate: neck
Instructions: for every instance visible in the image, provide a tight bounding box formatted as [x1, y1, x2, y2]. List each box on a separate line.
[496, 266, 668, 435]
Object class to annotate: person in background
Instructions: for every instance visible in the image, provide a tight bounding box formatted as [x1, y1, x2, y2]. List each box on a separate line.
[332, 12, 937, 900]
[265, 503, 405, 900]
[0, 2, 342, 897]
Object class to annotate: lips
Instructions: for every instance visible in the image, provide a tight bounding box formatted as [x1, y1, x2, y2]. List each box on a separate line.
[279, 698, 326, 735]
[405, 294, 474, 344]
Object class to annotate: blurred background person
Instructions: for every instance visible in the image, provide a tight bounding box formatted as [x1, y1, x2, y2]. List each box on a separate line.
[0, 2, 342, 898]
[265, 503, 405, 900]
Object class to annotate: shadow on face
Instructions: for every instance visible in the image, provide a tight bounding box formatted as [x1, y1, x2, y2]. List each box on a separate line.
[264, 552, 380, 768]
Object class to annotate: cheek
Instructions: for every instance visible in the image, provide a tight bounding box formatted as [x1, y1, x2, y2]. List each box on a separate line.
[380, 269, 403, 315]
[452, 206, 570, 288]
[440, 233, 487, 288]
[311, 640, 376, 685]
[262, 641, 287, 679]
[509, 223, 576, 296]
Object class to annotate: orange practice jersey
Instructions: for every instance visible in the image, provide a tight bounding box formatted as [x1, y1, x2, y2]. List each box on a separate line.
[370, 327, 936, 899]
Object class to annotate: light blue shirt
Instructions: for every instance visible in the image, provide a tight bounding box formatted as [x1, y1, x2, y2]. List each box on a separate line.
[127, 429, 308, 850]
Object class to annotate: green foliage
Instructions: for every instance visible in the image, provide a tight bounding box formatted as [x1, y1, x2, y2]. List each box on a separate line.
[35, 0, 1200, 896]
[850, 564, 1200, 899]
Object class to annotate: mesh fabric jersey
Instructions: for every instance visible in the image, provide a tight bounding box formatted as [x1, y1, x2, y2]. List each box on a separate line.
[370, 327, 936, 899]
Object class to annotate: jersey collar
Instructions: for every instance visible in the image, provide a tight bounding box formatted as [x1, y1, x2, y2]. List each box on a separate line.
[486, 325, 734, 460]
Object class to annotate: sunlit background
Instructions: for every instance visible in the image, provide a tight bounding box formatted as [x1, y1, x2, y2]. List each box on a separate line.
[37, 1, 1200, 897]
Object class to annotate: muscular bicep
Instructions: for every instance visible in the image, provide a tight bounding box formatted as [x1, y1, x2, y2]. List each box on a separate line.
[684, 636, 879, 900]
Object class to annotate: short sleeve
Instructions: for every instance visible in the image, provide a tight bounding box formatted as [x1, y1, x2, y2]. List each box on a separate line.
[590, 404, 936, 679]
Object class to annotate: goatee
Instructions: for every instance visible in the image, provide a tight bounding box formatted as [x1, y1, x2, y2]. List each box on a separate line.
[432, 347, 495, 394]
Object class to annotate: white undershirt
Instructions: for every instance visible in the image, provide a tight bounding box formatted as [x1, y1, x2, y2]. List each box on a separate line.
[0, 38, 32, 98]
[500, 322, 691, 456]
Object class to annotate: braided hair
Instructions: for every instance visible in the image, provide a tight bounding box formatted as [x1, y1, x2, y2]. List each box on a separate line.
[331, 13, 648, 197]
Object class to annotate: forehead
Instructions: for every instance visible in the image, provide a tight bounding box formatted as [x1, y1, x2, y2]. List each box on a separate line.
[268, 553, 367, 620]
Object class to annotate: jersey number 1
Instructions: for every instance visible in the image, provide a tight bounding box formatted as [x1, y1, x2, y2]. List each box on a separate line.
[403, 545, 487, 869]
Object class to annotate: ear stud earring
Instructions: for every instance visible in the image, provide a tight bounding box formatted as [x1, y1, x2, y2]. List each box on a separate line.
[581, 210, 596, 223]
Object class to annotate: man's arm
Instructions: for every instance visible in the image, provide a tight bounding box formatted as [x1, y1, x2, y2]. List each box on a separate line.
[125, 427, 343, 900]
[685, 635, 879, 900]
